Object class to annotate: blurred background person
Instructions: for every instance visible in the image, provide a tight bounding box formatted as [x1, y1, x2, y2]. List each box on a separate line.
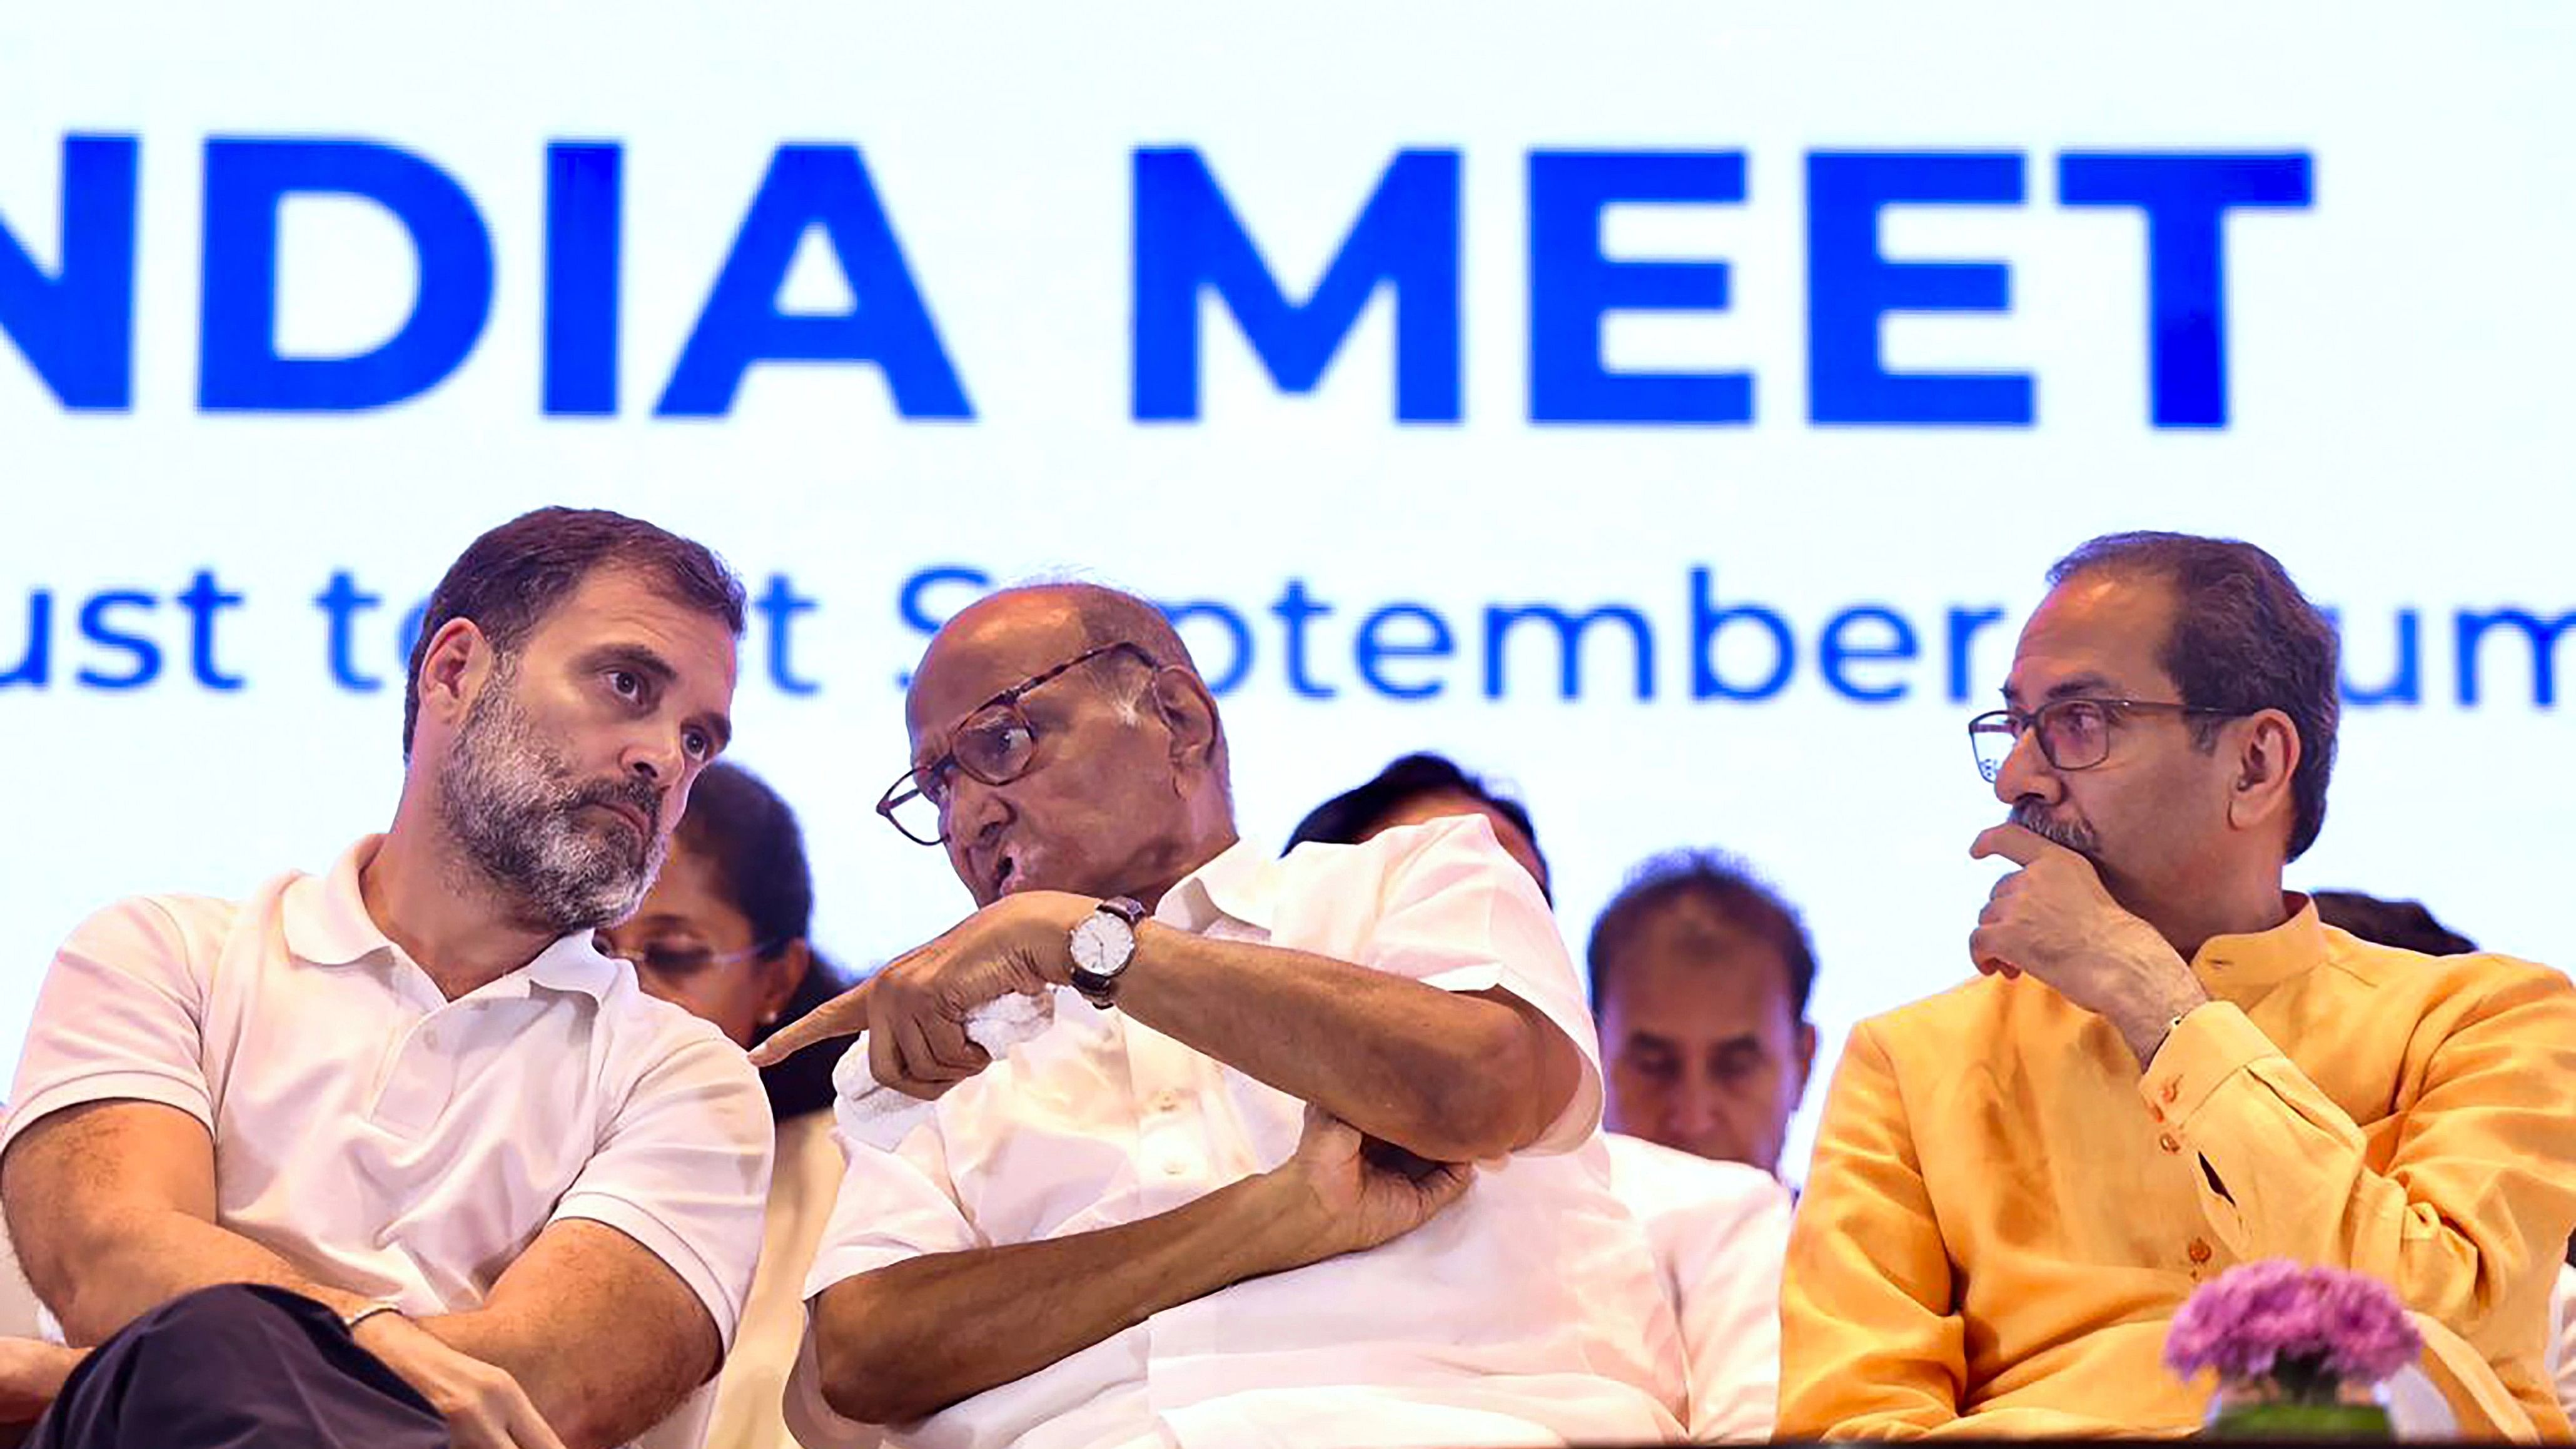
[1288, 757, 1791, 1438]
[1588, 852, 1819, 1180]
[1286, 752, 1551, 899]
[2310, 890, 2479, 956]
[597, 762, 851, 1449]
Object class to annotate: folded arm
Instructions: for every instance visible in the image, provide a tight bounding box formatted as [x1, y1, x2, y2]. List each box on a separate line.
[2156, 975, 2576, 1345]
[1120, 929, 1580, 1161]
[1, 1102, 706, 1449]
[812, 1106, 1470, 1426]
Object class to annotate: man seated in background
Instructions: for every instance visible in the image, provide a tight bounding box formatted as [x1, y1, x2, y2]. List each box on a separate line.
[1286, 750, 1552, 897]
[1588, 851, 1818, 1182]
[762, 586, 1685, 1448]
[1288, 757, 1791, 1441]
[2310, 890, 2478, 956]
[1780, 532, 2576, 1438]
[0, 508, 774, 1449]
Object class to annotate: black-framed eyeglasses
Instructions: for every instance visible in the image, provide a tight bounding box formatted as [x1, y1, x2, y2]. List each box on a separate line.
[876, 640, 1164, 846]
[1967, 697, 2247, 782]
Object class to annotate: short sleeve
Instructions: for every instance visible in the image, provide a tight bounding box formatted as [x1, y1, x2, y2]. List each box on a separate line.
[551, 1026, 773, 1351]
[1351, 815, 1604, 1153]
[1, 897, 218, 1164]
[802, 1116, 980, 1300]
[784, 1120, 979, 1449]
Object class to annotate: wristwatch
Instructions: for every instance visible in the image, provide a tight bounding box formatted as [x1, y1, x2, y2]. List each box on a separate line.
[1068, 897, 1148, 1010]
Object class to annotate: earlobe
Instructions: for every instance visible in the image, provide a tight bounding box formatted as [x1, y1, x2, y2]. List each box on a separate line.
[2227, 714, 2300, 831]
[1152, 672, 1220, 772]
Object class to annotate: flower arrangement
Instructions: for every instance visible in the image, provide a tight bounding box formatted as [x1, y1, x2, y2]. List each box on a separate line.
[2166, 1260, 2422, 1439]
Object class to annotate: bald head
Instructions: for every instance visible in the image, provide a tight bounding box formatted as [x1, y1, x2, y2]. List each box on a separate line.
[902, 583, 1236, 907]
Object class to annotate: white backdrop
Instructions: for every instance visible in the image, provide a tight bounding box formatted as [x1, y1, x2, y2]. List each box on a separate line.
[3, 3, 2570, 1174]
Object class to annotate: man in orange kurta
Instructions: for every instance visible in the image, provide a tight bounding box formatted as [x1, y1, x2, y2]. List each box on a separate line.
[1780, 532, 2576, 1439]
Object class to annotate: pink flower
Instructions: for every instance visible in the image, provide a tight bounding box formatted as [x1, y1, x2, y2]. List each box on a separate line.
[2166, 1260, 2422, 1390]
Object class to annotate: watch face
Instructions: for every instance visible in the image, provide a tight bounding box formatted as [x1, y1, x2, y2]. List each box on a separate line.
[1071, 916, 1128, 975]
[1071, 920, 1107, 974]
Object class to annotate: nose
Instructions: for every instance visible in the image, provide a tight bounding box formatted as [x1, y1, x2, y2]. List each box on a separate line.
[942, 775, 1013, 867]
[1670, 1072, 1724, 1136]
[621, 730, 688, 796]
[1991, 723, 2061, 809]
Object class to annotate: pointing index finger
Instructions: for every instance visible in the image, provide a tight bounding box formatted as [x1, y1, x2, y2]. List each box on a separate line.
[746, 976, 877, 1067]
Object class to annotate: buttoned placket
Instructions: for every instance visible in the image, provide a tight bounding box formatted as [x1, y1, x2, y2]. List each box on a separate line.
[368, 953, 477, 1137]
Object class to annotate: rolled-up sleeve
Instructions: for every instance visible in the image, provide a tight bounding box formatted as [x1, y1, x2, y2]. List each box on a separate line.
[1355, 815, 1603, 1153]
[1, 898, 216, 1165]
[552, 1028, 773, 1351]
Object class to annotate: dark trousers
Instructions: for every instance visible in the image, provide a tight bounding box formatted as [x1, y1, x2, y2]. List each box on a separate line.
[29, 1285, 447, 1449]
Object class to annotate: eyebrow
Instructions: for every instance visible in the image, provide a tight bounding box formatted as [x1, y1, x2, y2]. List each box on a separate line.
[574, 642, 734, 752]
[2001, 670, 2117, 707]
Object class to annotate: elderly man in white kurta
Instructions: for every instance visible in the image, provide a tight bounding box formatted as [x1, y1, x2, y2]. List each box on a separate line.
[758, 584, 1687, 1449]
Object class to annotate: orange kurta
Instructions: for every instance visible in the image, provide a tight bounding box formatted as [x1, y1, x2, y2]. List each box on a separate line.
[1781, 901, 2576, 1439]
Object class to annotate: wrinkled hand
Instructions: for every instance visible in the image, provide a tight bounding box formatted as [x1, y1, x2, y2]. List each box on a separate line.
[1969, 824, 2205, 1063]
[351, 1313, 566, 1449]
[1262, 1105, 1475, 1269]
[749, 891, 1096, 1098]
[0, 1338, 83, 1425]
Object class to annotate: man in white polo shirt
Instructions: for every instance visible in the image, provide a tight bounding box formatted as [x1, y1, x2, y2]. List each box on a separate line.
[754, 582, 1684, 1449]
[0, 507, 774, 1449]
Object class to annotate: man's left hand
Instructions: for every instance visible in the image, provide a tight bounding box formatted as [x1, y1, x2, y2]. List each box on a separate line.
[749, 892, 1097, 1093]
[1969, 824, 2207, 1066]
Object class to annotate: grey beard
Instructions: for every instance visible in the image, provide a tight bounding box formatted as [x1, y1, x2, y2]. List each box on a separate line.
[2010, 800, 2103, 858]
[437, 669, 666, 936]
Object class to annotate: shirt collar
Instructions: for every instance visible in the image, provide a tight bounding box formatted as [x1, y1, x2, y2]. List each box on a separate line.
[281, 836, 398, 967]
[1154, 837, 1280, 934]
[280, 834, 619, 1001]
[2190, 892, 2328, 996]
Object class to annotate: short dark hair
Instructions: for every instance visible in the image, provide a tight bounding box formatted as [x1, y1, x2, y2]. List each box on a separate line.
[2310, 890, 2478, 957]
[1587, 851, 1816, 1019]
[1284, 752, 1548, 899]
[676, 761, 851, 1122]
[402, 507, 747, 758]
[2048, 532, 2340, 861]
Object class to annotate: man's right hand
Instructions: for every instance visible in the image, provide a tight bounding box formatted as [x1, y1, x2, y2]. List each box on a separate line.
[351, 1313, 568, 1449]
[0, 1338, 83, 1425]
[1260, 1104, 1475, 1269]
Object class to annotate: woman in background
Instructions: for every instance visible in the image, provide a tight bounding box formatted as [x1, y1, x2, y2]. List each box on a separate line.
[597, 762, 851, 1449]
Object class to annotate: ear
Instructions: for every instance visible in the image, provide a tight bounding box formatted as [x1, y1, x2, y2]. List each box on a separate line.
[1146, 669, 1223, 779]
[415, 618, 496, 737]
[1791, 1019, 1819, 1110]
[758, 939, 814, 1026]
[2225, 708, 2303, 840]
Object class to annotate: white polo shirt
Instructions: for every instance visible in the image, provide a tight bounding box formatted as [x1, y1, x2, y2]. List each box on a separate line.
[1601, 1133, 1792, 1442]
[789, 815, 1686, 1449]
[0, 835, 774, 1361]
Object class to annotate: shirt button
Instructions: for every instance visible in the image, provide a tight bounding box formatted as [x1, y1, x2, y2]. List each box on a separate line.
[2147, 1103, 2165, 1124]
[2188, 1238, 2214, 1265]
[2158, 1133, 2182, 1154]
[1159, 1159, 1189, 1178]
[2159, 1079, 2181, 1105]
[1150, 1090, 1182, 1114]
